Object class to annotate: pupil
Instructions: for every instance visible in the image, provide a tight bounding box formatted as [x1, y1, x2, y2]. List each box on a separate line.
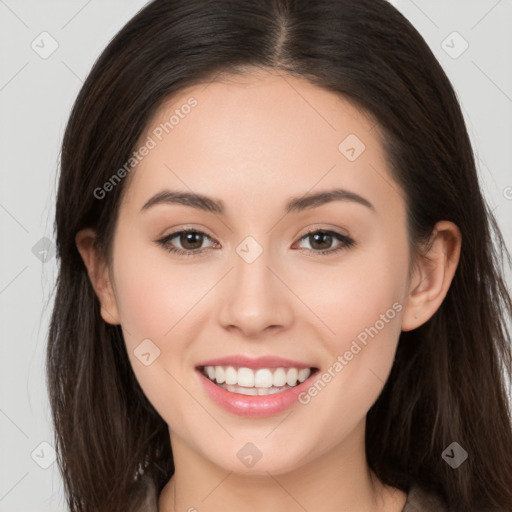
[182, 232, 202, 249]
[311, 232, 332, 250]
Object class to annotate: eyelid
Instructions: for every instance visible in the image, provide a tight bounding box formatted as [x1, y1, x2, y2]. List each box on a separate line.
[292, 227, 355, 254]
[156, 226, 355, 256]
[157, 228, 218, 256]
[295, 223, 351, 240]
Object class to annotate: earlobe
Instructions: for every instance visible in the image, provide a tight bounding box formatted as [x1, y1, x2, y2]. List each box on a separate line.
[401, 221, 462, 332]
[75, 228, 121, 325]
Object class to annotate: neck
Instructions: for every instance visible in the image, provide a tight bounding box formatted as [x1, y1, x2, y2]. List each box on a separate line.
[157, 419, 406, 512]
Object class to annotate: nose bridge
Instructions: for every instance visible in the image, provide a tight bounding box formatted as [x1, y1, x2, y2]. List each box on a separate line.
[217, 234, 293, 335]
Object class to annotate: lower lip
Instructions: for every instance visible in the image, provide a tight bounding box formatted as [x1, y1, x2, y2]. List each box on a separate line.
[196, 369, 316, 417]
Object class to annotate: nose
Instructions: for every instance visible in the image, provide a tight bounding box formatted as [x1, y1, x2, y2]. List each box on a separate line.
[217, 241, 294, 338]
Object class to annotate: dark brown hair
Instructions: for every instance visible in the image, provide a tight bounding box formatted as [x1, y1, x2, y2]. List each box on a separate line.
[47, 0, 512, 510]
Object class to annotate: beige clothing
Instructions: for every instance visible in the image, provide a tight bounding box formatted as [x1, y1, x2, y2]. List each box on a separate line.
[402, 484, 448, 511]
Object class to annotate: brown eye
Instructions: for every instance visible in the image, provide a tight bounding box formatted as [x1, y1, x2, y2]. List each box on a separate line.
[308, 231, 334, 251]
[156, 229, 216, 256]
[295, 229, 355, 255]
[178, 231, 205, 250]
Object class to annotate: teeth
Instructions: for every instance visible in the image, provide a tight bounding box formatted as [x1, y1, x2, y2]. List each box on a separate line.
[225, 366, 238, 385]
[272, 368, 287, 387]
[221, 383, 293, 396]
[286, 368, 298, 386]
[237, 367, 255, 387]
[207, 366, 216, 380]
[202, 365, 312, 389]
[215, 366, 225, 384]
[298, 368, 311, 383]
[255, 369, 273, 388]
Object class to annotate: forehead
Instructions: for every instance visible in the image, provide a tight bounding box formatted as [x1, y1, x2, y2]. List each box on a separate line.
[121, 69, 400, 215]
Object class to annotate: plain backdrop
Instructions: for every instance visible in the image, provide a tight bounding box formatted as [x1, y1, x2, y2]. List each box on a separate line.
[1, 1, 511, 510]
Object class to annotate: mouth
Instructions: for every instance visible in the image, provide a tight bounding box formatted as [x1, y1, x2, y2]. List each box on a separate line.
[198, 365, 319, 396]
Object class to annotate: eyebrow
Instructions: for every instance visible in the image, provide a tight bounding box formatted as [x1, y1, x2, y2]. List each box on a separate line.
[140, 188, 375, 215]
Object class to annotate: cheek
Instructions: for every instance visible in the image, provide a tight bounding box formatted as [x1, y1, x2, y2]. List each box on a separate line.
[296, 235, 407, 406]
[294, 273, 404, 454]
[298, 240, 406, 347]
[110, 230, 206, 351]
[109, 233, 207, 424]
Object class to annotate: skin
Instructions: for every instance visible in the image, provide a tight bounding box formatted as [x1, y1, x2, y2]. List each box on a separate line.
[76, 68, 461, 512]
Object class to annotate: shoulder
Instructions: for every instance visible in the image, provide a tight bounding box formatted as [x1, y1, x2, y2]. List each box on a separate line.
[401, 483, 449, 512]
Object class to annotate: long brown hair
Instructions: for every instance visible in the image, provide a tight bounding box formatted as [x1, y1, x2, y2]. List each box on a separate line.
[47, 0, 512, 510]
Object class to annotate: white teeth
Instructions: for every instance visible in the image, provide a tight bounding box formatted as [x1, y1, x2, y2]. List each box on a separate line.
[221, 383, 293, 396]
[298, 368, 311, 382]
[202, 365, 313, 390]
[272, 368, 287, 387]
[286, 368, 298, 386]
[254, 369, 273, 388]
[215, 366, 225, 384]
[237, 367, 255, 387]
[224, 366, 238, 385]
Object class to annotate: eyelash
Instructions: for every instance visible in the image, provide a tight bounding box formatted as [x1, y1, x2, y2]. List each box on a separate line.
[156, 227, 356, 257]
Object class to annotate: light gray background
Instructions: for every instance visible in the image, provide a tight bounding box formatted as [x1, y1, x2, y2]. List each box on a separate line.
[1, 1, 511, 510]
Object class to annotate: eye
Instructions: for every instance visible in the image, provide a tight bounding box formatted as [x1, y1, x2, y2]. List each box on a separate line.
[156, 228, 356, 257]
[156, 229, 217, 257]
[293, 228, 356, 255]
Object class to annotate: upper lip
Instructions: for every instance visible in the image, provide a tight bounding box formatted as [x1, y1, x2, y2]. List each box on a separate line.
[196, 355, 316, 370]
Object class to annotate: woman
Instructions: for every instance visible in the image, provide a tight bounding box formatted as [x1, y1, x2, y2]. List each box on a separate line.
[47, 0, 512, 510]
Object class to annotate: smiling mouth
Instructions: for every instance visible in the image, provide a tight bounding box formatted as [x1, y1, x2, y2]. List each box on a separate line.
[199, 365, 319, 396]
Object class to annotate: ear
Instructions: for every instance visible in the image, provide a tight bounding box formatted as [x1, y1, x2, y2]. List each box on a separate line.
[401, 221, 462, 332]
[75, 228, 121, 325]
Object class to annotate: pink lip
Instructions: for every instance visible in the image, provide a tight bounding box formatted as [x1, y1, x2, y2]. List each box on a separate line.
[196, 367, 318, 418]
[196, 355, 314, 370]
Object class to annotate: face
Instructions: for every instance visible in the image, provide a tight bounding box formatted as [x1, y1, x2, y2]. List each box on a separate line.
[103, 69, 413, 475]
